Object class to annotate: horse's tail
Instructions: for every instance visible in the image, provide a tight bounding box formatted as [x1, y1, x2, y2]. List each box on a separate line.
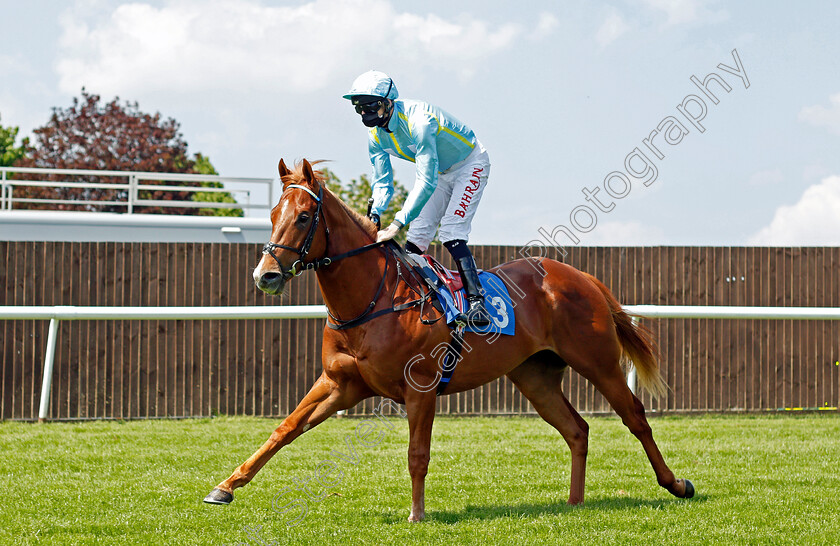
[582, 273, 667, 399]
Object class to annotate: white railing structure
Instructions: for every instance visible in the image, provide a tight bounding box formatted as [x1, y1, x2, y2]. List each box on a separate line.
[0, 166, 274, 213]
[0, 305, 327, 422]
[1, 304, 840, 421]
[623, 306, 840, 395]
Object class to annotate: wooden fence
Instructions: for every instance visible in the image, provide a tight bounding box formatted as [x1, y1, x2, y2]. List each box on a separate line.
[1, 242, 839, 420]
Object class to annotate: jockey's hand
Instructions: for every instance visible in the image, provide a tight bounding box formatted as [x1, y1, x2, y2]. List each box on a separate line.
[376, 222, 402, 243]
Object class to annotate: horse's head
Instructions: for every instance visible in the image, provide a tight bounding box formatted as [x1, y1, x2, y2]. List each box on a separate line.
[253, 158, 329, 296]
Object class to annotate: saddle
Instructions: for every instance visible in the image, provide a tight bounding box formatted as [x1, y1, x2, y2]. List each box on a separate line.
[401, 251, 468, 315]
[405, 253, 515, 335]
[421, 255, 463, 295]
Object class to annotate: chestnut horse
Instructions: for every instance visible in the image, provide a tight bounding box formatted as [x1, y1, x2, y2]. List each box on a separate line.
[203, 159, 694, 520]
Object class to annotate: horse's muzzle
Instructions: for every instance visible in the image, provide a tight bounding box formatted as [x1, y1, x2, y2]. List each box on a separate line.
[255, 270, 286, 296]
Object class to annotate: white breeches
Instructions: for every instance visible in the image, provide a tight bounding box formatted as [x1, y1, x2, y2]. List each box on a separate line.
[406, 141, 490, 250]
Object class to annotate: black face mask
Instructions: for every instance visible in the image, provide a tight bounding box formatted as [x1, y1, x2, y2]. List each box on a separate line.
[361, 111, 384, 127]
[359, 101, 393, 129]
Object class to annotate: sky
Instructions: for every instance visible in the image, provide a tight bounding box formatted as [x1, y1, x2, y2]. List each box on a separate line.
[2, 0, 840, 247]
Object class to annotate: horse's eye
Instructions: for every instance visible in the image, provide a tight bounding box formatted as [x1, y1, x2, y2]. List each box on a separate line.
[296, 212, 310, 225]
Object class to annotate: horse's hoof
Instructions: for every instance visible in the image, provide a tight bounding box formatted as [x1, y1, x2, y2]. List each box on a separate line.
[203, 488, 234, 505]
[682, 479, 695, 499]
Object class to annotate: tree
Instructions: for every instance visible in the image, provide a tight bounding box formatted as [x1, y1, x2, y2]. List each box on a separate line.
[321, 167, 411, 243]
[13, 90, 240, 215]
[0, 115, 28, 167]
[192, 153, 243, 217]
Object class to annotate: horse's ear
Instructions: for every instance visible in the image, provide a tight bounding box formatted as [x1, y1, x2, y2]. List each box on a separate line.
[278, 158, 291, 178]
[301, 159, 315, 182]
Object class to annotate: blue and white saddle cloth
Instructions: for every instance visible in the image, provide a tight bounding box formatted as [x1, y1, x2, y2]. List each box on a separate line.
[408, 254, 516, 336]
[436, 270, 516, 335]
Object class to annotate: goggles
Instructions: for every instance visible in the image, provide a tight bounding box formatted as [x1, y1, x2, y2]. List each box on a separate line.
[354, 100, 385, 115]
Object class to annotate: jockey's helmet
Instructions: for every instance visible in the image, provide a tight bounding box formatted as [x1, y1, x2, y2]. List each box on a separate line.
[343, 70, 398, 102]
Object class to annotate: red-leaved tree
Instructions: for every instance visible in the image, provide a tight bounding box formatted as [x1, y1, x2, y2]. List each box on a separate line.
[14, 89, 218, 214]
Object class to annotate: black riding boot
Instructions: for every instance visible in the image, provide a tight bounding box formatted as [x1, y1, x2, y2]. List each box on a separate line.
[404, 241, 425, 255]
[455, 255, 492, 328]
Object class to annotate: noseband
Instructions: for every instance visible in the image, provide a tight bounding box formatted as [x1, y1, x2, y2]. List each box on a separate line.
[262, 183, 330, 280]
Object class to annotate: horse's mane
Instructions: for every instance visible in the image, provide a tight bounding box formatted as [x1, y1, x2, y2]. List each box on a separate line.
[283, 160, 378, 239]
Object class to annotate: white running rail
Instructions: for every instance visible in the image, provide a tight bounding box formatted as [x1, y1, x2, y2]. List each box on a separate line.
[0, 166, 273, 213]
[2, 304, 839, 421]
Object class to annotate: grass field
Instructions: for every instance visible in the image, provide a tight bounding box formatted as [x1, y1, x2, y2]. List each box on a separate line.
[2, 413, 839, 545]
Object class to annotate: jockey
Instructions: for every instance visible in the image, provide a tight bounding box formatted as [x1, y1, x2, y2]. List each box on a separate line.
[343, 70, 492, 327]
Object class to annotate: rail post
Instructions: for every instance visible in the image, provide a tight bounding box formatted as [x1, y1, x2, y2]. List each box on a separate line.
[128, 174, 136, 214]
[1, 170, 7, 210]
[38, 318, 60, 422]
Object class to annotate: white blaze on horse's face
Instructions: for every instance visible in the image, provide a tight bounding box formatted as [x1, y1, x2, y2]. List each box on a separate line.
[252, 200, 289, 286]
[252, 259, 268, 286]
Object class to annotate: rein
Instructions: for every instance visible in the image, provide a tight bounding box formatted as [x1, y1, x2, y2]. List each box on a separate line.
[261, 183, 441, 330]
[326, 242, 442, 330]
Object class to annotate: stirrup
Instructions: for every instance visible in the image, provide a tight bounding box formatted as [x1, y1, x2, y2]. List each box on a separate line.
[453, 313, 469, 329]
[466, 296, 492, 328]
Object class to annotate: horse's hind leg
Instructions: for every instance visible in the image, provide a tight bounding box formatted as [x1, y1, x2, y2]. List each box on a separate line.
[507, 353, 589, 505]
[581, 363, 693, 499]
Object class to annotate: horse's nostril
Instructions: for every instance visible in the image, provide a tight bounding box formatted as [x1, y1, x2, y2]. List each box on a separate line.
[261, 271, 282, 283]
[256, 271, 285, 295]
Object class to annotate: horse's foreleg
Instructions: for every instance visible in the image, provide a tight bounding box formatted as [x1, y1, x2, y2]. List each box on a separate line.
[404, 391, 436, 522]
[204, 371, 369, 505]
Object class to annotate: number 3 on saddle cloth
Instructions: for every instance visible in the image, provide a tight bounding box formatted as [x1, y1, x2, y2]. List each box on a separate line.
[409, 253, 516, 336]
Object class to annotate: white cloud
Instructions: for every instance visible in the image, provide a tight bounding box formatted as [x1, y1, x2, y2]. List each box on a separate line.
[49, 0, 529, 180]
[641, 0, 727, 26]
[749, 175, 840, 245]
[533, 12, 559, 40]
[394, 13, 519, 54]
[798, 93, 840, 135]
[55, 0, 522, 98]
[596, 9, 629, 47]
[747, 168, 783, 187]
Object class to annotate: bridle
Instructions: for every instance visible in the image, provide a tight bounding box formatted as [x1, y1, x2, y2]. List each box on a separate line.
[261, 183, 329, 281]
[262, 182, 391, 281]
[259, 180, 441, 329]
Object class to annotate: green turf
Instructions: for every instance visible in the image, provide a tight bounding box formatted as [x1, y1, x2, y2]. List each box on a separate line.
[1, 413, 838, 545]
